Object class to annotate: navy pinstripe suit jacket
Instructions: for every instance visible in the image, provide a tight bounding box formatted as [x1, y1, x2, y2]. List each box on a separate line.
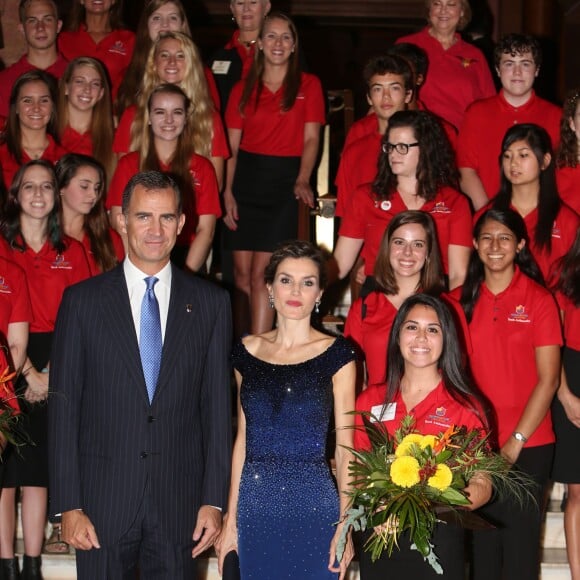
[48, 264, 232, 543]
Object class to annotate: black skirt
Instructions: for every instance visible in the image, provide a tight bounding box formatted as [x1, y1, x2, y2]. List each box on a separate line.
[2, 332, 52, 487]
[552, 346, 580, 482]
[223, 150, 301, 252]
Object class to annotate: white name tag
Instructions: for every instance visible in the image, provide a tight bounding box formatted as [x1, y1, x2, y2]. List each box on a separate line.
[212, 60, 231, 75]
[370, 402, 396, 422]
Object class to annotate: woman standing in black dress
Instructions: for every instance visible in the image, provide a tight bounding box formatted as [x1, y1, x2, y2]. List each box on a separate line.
[223, 12, 325, 335]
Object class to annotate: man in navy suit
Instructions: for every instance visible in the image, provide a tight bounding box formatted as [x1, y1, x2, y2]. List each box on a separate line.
[48, 171, 232, 579]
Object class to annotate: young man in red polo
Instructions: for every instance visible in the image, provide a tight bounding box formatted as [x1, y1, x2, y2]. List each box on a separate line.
[458, 34, 561, 210]
[0, 0, 67, 119]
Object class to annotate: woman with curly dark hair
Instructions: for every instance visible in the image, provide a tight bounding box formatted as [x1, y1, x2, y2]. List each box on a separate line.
[459, 208, 561, 580]
[556, 89, 580, 216]
[335, 109, 471, 290]
[484, 123, 579, 286]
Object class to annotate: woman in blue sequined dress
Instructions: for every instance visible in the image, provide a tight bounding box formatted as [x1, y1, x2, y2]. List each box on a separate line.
[216, 241, 356, 579]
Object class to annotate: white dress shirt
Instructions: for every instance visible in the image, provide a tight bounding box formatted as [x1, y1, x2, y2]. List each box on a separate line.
[123, 258, 172, 344]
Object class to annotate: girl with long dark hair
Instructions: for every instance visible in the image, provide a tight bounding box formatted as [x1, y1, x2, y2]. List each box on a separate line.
[460, 208, 561, 580]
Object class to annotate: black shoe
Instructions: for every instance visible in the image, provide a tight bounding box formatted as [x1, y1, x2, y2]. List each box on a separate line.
[21, 556, 41, 580]
[0, 557, 21, 580]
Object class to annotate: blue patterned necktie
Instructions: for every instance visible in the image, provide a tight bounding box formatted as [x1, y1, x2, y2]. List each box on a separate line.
[140, 276, 162, 403]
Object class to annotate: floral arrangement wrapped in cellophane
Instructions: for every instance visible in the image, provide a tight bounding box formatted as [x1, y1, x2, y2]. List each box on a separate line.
[336, 414, 535, 574]
[0, 366, 24, 454]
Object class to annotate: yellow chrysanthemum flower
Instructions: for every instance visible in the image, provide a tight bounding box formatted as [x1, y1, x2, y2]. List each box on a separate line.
[390, 456, 421, 488]
[395, 434, 423, 457]
[420, 435, 438, 450]
[428, 464, 453, 491]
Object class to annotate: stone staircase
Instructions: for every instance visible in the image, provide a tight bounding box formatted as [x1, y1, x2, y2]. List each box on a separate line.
[14, 482, 572, 579]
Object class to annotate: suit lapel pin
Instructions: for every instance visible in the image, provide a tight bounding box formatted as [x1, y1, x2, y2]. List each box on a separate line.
[186, 304, 192, 313]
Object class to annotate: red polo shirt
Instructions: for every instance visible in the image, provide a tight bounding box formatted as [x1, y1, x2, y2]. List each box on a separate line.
[226, 72, 325, 156]
[58, 26, 135, 99]
[0, 257, 33, 336]
[396, 27, 495, 130]
[0, 136, 67, 189]
[556, 166, 580, 216]
[80, 229, 125, 276]
[8, 236, 91, 332]
[354, 381, 485, 450]
[340, 185, 472, 275]
[0, 54, 68, 118]
[335, 131, 382, 217]
[556, 293, 580, 352]
[60, 125, 93, 156]
[466, 267, 562, 448]
[458, 91, 561, 200]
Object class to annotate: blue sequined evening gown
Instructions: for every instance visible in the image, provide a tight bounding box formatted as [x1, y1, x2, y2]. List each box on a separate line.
[232, 336, 355, 579]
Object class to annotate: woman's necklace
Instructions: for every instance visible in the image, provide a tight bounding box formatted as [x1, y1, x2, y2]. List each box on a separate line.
[22, 144, 47, 160]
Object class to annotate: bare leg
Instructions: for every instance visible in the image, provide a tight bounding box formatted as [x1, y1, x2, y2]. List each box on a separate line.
[250, 251, 274, 334]
[566, 483, 580, 580]
[0, 487, 16, 557]
[21, 486, 47, 557]
[232, 250, 253, 338]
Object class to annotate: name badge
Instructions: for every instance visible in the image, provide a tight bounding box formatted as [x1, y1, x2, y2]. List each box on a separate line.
[212, 60, 231, 75]
[370, 402, 396, 422]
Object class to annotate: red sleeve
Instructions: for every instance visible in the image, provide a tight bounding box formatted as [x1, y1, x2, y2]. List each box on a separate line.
[448, 192, 473, 247]
[211, 110, 231, 159]
[110, 229, 125, 262]
[204, 65, 221, 112]
[532, 288, 564, 348]
[8, 263, 32, 324]
[338, 184, 369, 239]
[192, 154, 222, 217]
[303, 74, 326, 124]
[106, 153, 139, 209]
[225, 81, 244, 131]
[113, 107, 135, 155]
[456, 103, 482, 170]
[335, 143, 357, 217]
[67, 238, 92, 284]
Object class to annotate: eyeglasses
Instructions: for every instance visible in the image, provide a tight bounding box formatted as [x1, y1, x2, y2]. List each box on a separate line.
[382, 142, 420, 155]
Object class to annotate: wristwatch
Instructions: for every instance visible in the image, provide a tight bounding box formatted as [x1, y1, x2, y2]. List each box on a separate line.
[512, 431, 528, 443]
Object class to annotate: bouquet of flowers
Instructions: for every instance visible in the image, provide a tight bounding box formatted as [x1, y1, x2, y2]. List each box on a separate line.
[0, 366, 22, 454]
[336, 414, 534, 574]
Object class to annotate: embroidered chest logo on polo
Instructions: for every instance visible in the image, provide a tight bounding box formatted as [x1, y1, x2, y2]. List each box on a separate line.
[552, 221, 561, 239]
[51, 254, 72, 270]
[189, 169, 201, 189]
[426, 405, 451, 428]
[430, 201, 451, 214]
[108, 41, 127, 56]
[0, 277, 12, 294]
[507, 304, 530, 323]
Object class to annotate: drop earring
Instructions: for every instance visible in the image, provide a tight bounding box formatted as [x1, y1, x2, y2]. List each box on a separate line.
[269, 294, 274, 309]
[315, 300, 320, 314]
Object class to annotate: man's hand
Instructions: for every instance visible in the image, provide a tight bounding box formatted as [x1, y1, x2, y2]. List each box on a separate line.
[191, 505, 222, 559]
[62, 510, 100, 551]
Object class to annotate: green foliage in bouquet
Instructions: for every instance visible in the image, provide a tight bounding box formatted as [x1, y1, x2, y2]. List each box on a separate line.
[336, 414, 535, 574]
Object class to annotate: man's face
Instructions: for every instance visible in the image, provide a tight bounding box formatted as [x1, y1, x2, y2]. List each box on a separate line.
[497, 50, 538, 99]
[20, 0, 61, 51]
[121, 184, 185, 275]
[367, 73, 412, 123]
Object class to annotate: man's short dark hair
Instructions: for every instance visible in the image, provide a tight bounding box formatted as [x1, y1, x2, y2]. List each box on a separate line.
[494, 33, 542, 69]
[363, 55, 414, 94]
[122, 171, 182, 214]
[19, 0, 59, 24]
[387, 43, 429, 82]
